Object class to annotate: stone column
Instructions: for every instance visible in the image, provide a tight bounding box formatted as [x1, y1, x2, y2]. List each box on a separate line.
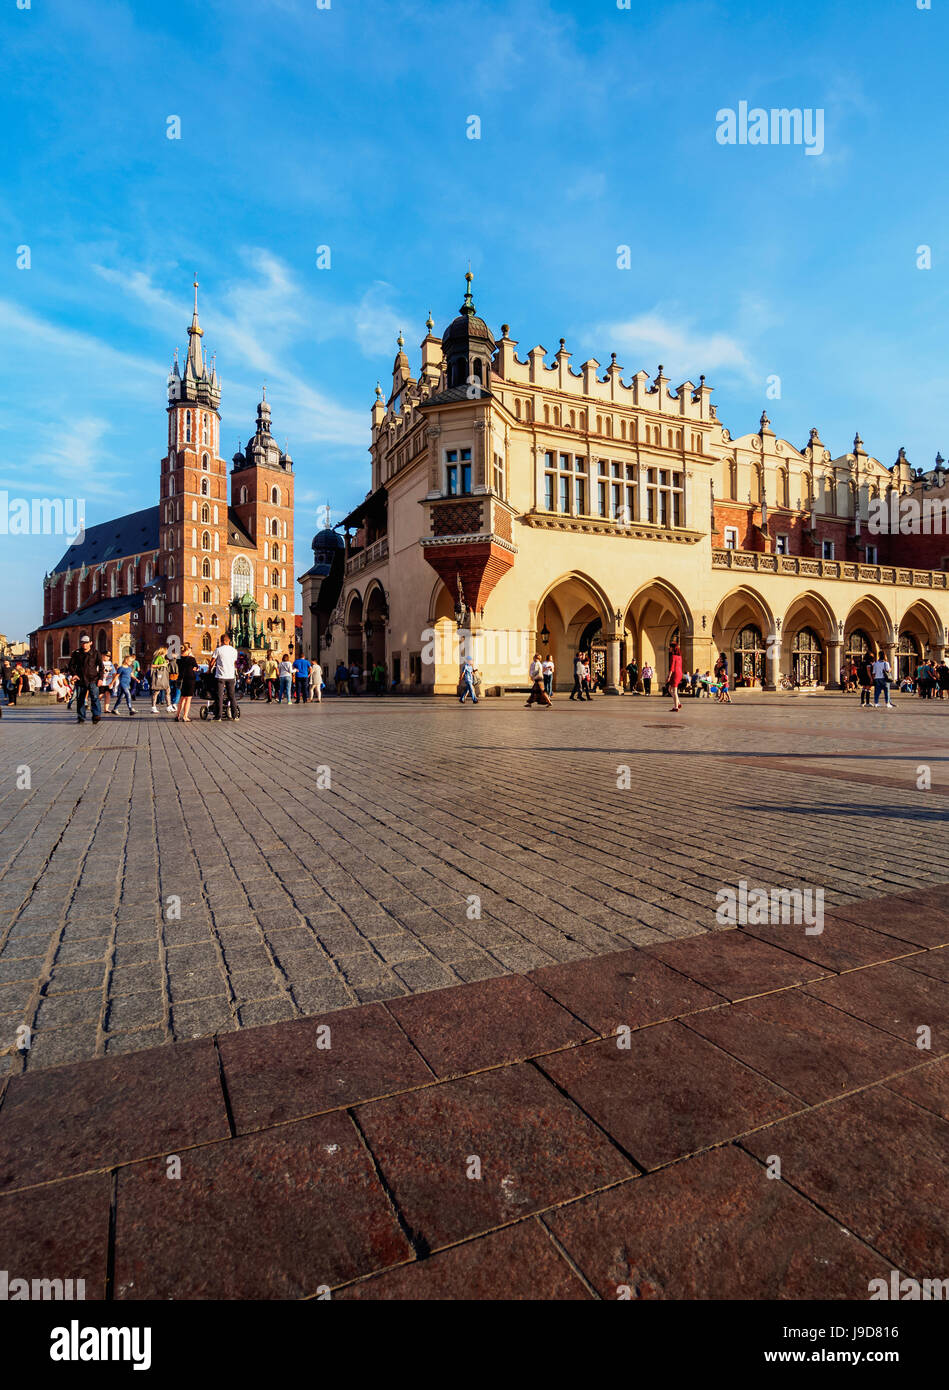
[825, 639, 842, 690]
[425, 425, 442, 497]
[473, 419, 488, 493]
[606, 633, 622, 695]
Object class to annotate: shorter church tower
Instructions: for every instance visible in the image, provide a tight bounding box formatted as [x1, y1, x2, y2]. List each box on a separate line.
[230, 390, 295, 650]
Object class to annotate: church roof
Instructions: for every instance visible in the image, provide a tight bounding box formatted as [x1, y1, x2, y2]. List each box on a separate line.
[50, 506, 160, 575]
[226, 508, 256, 549]
[44, 593, 146, 630]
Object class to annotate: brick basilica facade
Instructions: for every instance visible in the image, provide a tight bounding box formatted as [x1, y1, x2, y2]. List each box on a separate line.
[32, 283, 295, 667]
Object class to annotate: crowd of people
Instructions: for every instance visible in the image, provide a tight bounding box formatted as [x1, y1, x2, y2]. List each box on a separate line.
[3, 635, 946, 721]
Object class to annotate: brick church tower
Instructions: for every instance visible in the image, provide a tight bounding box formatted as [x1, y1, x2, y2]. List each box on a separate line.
[230, 391, 295, 649]
[158, 281, 295, 657]
[161, 278, 227, 653]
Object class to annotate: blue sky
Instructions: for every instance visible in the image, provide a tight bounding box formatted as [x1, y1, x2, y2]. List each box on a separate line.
[2, 0, 947, 639]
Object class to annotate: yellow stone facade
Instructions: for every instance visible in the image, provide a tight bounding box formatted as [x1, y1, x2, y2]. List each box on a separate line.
[321, 276, 949, 694]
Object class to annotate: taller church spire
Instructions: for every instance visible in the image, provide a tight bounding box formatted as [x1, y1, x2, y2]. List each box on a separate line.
[168, 277, 221, 409]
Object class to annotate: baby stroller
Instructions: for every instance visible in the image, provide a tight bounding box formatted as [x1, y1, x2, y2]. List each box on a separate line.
[197, 669, 241, 721]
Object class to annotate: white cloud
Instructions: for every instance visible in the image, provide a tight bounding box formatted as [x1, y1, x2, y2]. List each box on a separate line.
[594, 308, 755, 383]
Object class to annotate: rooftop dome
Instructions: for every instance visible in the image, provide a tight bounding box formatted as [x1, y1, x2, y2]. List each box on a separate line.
[312, 526, 345, 555]
[441, 270, 495, 347]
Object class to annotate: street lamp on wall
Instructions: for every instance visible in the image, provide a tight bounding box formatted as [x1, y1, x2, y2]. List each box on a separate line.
[540, 602, 550, 647]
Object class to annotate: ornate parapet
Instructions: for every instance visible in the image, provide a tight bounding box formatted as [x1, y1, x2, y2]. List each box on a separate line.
[712, 548, 949, 590]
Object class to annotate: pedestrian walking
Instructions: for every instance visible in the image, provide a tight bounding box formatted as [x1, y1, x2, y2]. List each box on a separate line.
[459, 656, 478, 704]
[149, 647, 172, 713]
[334, 662, 349, 696]
[68, 635, 104, 724]
[570, 652, 586, 700]
[211, 634, 240, 720]
[292, 653, 311, 703]
[858, 654, 873, 707]
[310, 659, 324, 703]
[525, 653, 552, 708]
[277, 653, 293, 703]
[109, 657, 137, 716]
[263, 655, 278, 702]
[668, 640, 684, 711]
[542, 654, 555, 698]
[175, 644, 198, 722]
[349, 661, 360, 695]
[872, 651, 895, 709]
[641, 661, 653, 696]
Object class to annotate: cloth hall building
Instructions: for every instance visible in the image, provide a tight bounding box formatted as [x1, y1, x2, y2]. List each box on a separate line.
[316, 272, 949, 693]
[33, 286, 295, 667]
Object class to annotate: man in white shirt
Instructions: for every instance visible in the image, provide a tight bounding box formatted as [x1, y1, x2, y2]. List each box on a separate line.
[309, 660, 324, 703]
[211, 637, 239, 721]
[541, 655, 555, 698]
[871, 653, 895, 709]
[247, 660, 261, 700]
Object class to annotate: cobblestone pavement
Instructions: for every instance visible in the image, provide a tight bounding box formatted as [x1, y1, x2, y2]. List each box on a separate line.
[0, 912, 946, 1298]
[2, 692, 949, 1074]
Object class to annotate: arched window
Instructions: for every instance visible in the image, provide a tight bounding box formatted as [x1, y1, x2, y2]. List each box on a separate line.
[897, 632, 920, 680]
[168, 557, 176, 579]
[203, 586, 211, 604]
[271, 486, 280, 505]
[271, 543, 279, 561]
[240, 486, 248, 504]
[201, 503, 210, 524]
[202, 633, 212, 652]
[185, 411, 192, 444]
[845, 629, 874, 666]
[202, 415, 209, 446]
[201, 452, 209, 471]
[734, 626, 766, 683]
[191, 500, 198, 521]
[202, 557, 211, 578]
[169, 475, 176, 496]
[61, 634, 70, 657]
[211, 613, 218, 627]
[778, 469, 790, 508]
[514, 400, 521, 419]
[195, 612, 204, 626]
[231, 555, 253, 599]
[791, 628, 822, 684]
[201, 477, 209, 496]
[126, 564, 134, 594]
[110, 570, 117, 597]
[271, 568, 279, 586]
[201, 531, 211, 551]
[274, 593, 280, 611]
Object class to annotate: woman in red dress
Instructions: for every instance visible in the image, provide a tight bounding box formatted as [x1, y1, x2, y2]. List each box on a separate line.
[668, 641, 684, 711]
